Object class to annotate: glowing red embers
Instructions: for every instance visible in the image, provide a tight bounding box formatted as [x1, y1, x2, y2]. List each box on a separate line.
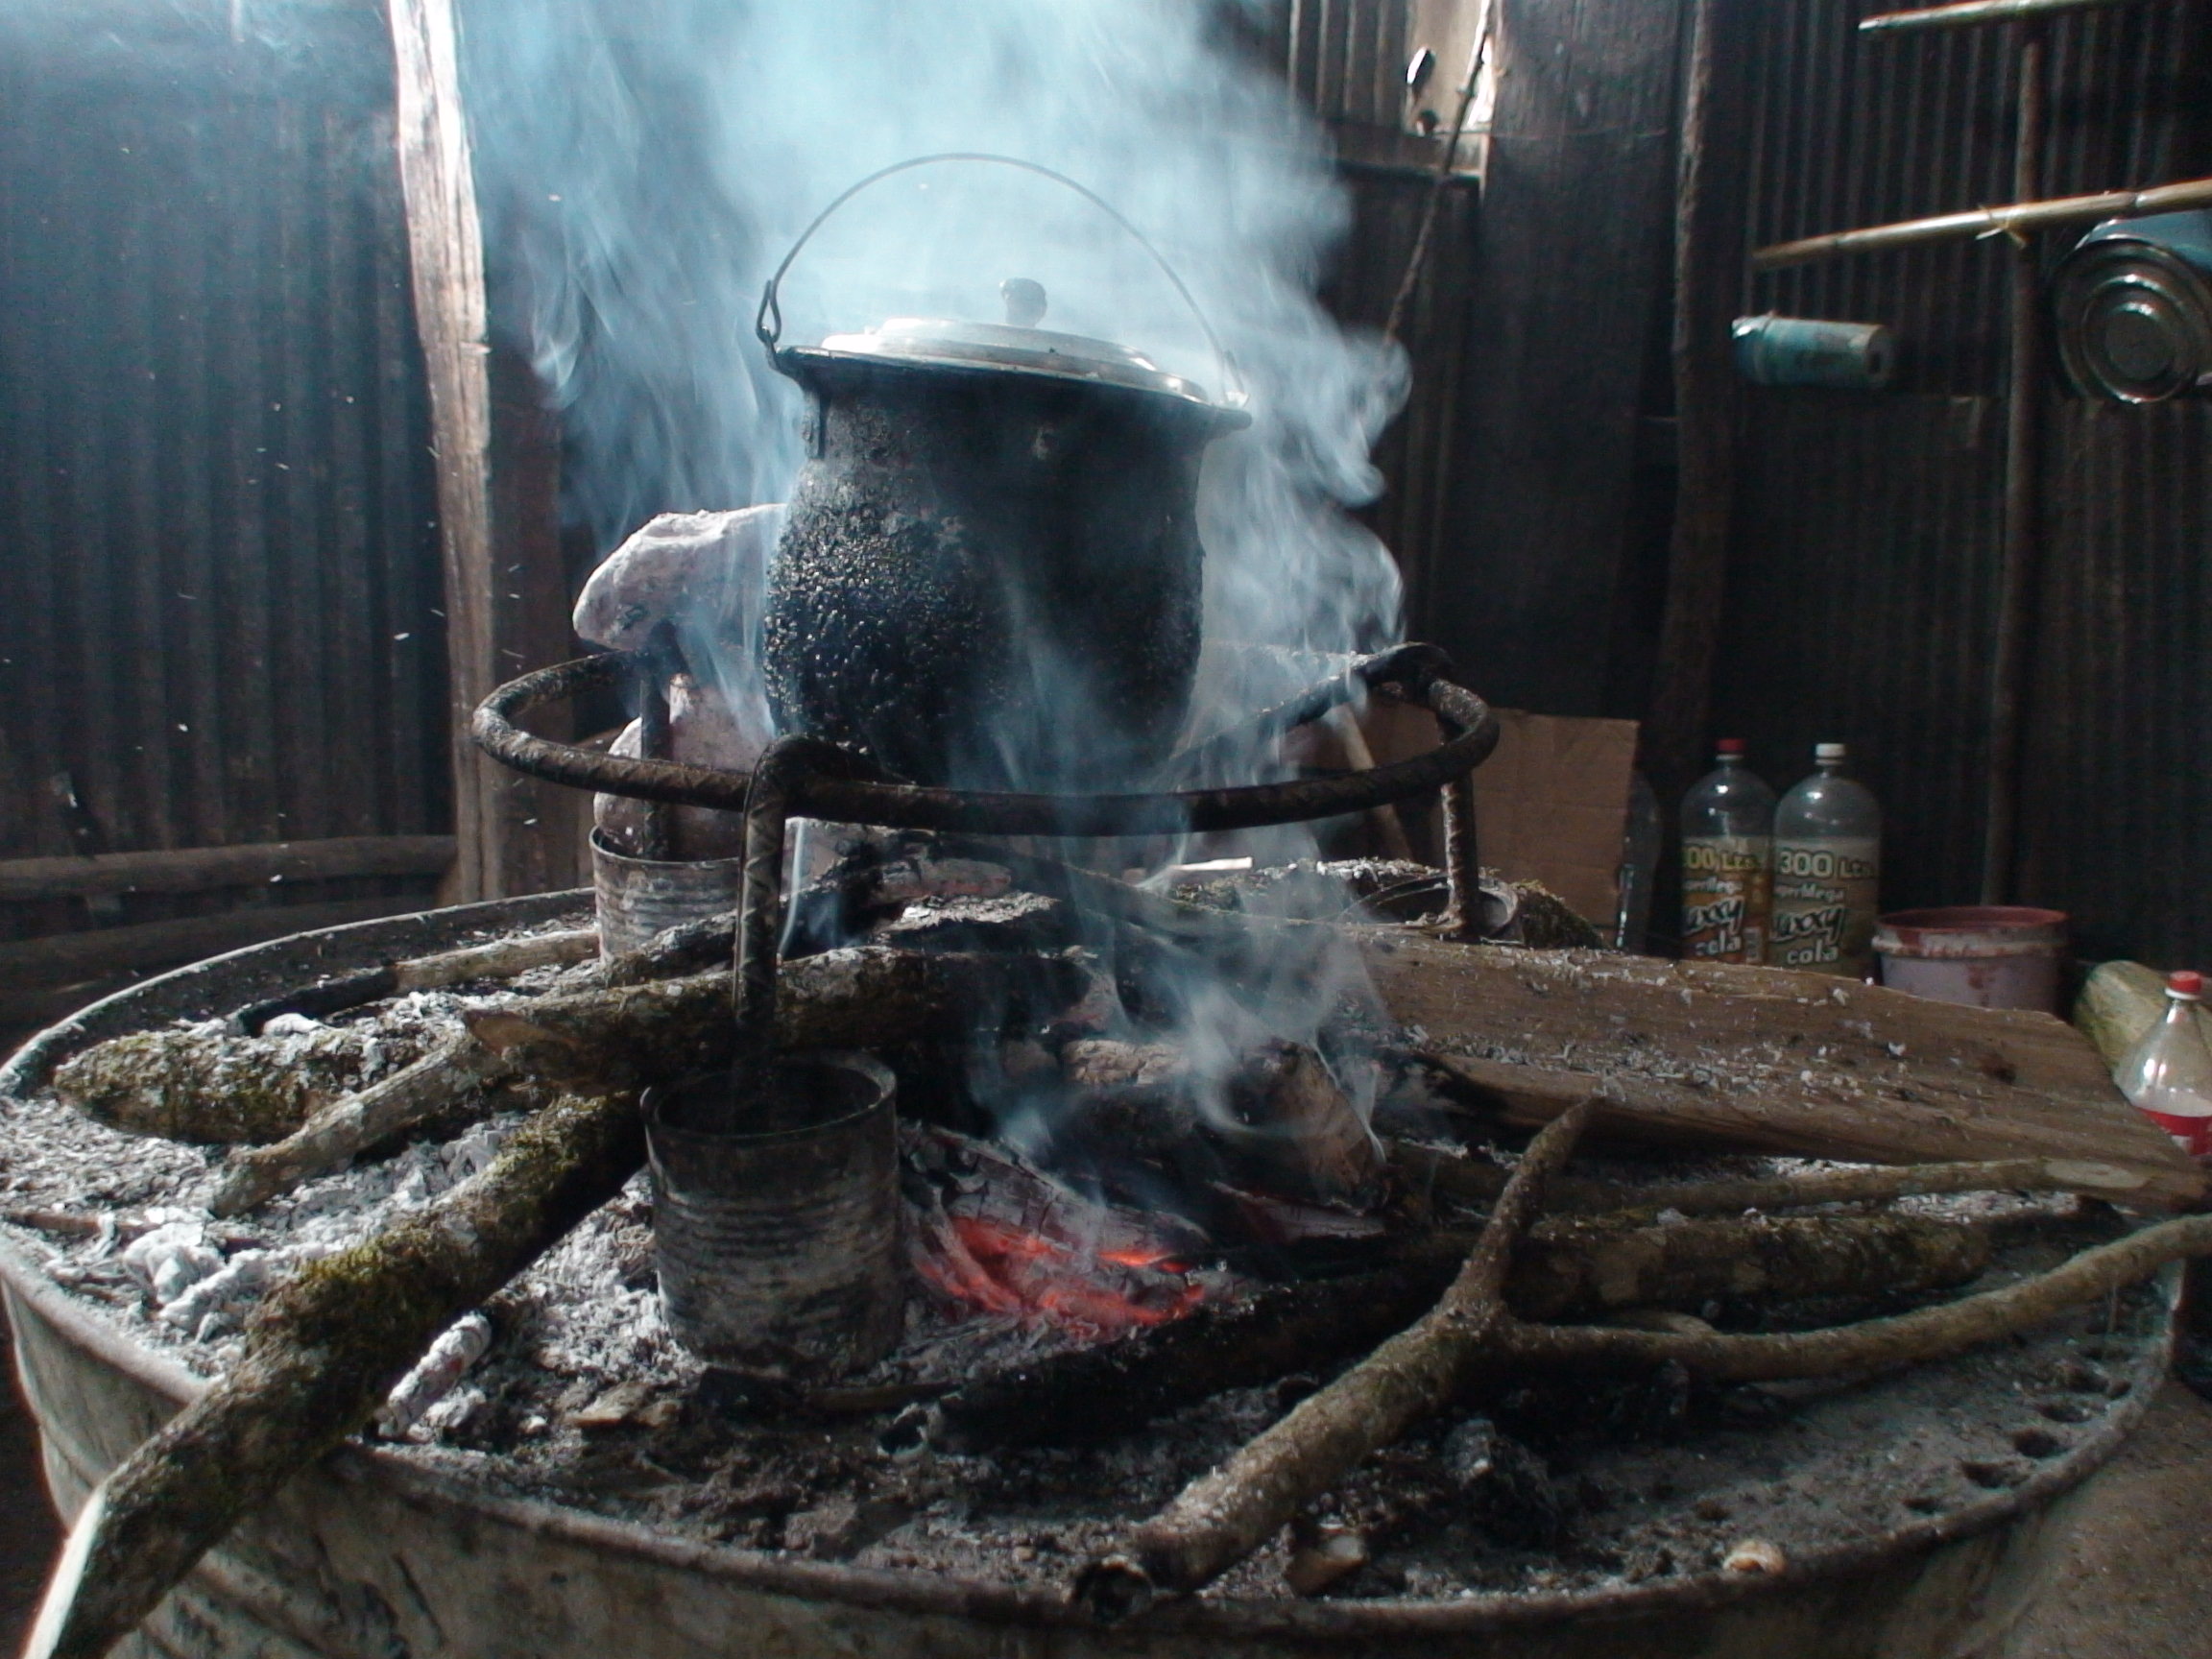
[904, 1123, 1209, 1336]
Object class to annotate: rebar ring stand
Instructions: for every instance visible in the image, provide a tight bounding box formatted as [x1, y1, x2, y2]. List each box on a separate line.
[473, 644, 1500, 1064]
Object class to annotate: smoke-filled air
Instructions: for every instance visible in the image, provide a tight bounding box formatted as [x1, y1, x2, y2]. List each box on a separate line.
[464, 0, 1407, 751]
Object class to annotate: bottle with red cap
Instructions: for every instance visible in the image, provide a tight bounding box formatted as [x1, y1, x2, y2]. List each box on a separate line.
[2117, 971, 2212, 1160]
[1679, 739, 1776, 964]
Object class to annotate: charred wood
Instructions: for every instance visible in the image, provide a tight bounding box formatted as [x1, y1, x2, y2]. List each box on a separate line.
[52, 1023, 428, 1145]
[935, 1211, 1986, 1452]
[464, 948, 1093, 1092]
[1075, 1099, 1599, 1613]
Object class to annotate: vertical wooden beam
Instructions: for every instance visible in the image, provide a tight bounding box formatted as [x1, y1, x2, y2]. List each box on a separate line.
[387, 0, 576, 901]
[1431, 0, 1687, 717]
[1645, 0, 1753, 805]
[1979, 23, 2048, 905]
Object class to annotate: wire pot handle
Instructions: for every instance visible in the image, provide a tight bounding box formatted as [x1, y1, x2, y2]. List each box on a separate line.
[754, 152, 1247, 408]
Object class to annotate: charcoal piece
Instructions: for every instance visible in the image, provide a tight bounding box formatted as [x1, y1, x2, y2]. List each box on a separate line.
[1441, 1417, 1565, 1549]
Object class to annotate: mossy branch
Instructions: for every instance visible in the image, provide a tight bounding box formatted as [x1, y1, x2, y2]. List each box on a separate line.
[24, 1092, 644, 1659]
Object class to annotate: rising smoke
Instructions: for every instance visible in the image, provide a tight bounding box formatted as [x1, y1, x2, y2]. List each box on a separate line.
[464, 0, 1414, 1140]
[462, 0, 1407, 701]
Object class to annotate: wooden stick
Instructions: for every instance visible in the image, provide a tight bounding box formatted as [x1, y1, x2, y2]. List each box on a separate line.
[1075, 1097, 1599, 1615]
[207, 1038, 522, 1216]
[231, 926, 597, 1031]
[940, 1211, 1985, 1452]
[24, 1091, 643, 1659]
[0, 898, 437, 995]
[1860, 0, 2137, 35]
[1751, 177, 2212, 270]
[1387, 1139, 2168, 1213]
[0, 835, 456, 902]
[1499, 1213, 2212, 1381]
[463, 947, 1091, 1092]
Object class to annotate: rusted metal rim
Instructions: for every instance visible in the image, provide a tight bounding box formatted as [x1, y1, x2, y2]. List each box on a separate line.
[0, 899, 2179, 1643]
[469, 644, 1499, 839]
[0, 1233, 2172, 1643]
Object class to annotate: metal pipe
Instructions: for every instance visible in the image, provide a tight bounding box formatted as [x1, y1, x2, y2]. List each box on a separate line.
[1751, 175, 2212, 271]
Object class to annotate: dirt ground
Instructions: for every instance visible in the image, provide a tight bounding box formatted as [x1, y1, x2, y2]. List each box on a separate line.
[1, 1311, 2205, 1657]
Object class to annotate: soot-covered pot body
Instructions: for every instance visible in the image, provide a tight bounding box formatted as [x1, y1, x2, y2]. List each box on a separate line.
[761, 340, 1244, 791]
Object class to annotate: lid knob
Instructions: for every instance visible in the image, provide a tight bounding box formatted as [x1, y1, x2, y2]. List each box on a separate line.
[1001, 277, 1047, 328]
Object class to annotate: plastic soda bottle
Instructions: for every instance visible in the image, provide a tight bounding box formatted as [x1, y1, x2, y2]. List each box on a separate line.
[2117, 971, 2212, 1160]
[1679, 739, 1775, 963]
[1771, 742, 1883, 976]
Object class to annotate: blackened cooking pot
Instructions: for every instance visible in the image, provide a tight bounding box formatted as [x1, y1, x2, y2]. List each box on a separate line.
[754, 156, 1250, 792]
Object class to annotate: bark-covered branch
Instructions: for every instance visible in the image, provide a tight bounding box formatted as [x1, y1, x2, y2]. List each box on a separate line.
[24, 1092, 644, 1659]
[1076, 1097, 1599, 1615]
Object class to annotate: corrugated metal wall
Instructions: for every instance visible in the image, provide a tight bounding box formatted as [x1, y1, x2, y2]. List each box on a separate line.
[0, 7, 449, 934]
[1713, 0, 2212, 963]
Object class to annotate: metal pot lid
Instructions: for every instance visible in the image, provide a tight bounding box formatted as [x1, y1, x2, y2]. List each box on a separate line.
[811, 279, 1222, 407]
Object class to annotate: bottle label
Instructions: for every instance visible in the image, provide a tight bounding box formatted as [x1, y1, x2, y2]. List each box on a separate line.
[1681, 835, 1770, 963]
[2139, 1105, 2212, 1162]
[1770, 835, 1879, 976]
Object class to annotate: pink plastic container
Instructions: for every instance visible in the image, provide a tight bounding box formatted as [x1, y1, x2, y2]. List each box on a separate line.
[1873, 906, 2070, 1012]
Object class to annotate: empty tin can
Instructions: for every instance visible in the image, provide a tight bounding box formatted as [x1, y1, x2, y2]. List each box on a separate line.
[590, 828, 745, 956]
[1732, 315, 1896, 391]
[644, 1053, 903, 1381]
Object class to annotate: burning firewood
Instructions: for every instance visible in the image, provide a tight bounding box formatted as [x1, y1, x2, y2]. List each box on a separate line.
[206, 1038, 536, 1217]
[166, 946, 1082, 1217]
[1057, 1036, 1380, 1205]
[464, 947, 1092, 1092]
[228, 926, 599, 1033]
[1075, 1132, 2212, 1606]
[935, 1210, 1987, 1453]
[52, 1022, 429, 1144]
[904, 1123, 1208, 1334]
[23, 1091, 644, 1659]
[1076, 1097, 1602, 1614]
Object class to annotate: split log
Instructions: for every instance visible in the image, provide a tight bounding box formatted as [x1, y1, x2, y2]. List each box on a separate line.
[1059, 1038, 1381, 1203]
[1362, 934, 2202, 1206]
[23, 1091, 643, 1659]
[938, 1211, 1985, 1452]
[230, 926, 597, 1032]
[1388, 1140, 2173, 1214]
[465, 946, 1092, 1091]
[207, 1038, 529, 1217]
[1075, 1098, 1600, 1615]
[52, 1023, 426, 1145]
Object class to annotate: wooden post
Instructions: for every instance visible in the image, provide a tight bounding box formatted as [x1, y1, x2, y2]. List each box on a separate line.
[387, 0, 577, 902]
[1645, 0, 1752, 804]
[1980, 22, 2049, 905]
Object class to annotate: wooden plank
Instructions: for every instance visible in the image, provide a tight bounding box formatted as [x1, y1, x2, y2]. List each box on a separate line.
[387, 0, 576, 902]
[0, 836, 455, 901]
[0, 897, 436, 992]
[1361, 934, 2203, 1206]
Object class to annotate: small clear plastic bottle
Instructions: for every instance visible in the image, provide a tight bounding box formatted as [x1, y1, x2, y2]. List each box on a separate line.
[1771, 742, 1883, 977]
[2117, 971, 2212, 1161]
[1615, 770, 1663, 953]
[1679, 739, 1776, 964]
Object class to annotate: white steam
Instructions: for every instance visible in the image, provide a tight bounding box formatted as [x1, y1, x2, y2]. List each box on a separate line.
[462, 0, 1407, 694]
